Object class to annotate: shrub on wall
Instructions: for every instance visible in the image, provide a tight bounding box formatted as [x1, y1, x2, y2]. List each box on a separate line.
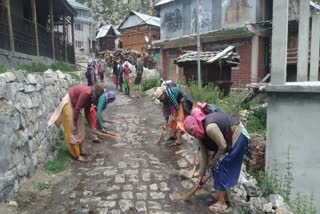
[142, 78, 160, 91]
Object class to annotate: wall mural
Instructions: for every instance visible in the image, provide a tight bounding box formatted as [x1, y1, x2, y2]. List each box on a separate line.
[191, 4, 211, 34]
[224, 0, 252, 24]
[162, 8, 183, 32]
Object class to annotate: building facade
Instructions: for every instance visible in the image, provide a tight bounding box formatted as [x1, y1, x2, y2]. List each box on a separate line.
[118, 11, 160, 53]
[0, 0, 76, 65]
[67, 0, 96, 62]
[155, 0, 272, 87]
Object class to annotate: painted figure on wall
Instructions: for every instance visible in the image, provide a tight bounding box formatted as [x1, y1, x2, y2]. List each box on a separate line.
[225, 0, 251, 24]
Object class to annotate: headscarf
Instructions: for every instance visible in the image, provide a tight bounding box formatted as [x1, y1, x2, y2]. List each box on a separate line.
[88, 58, 93, 66]
[153, 86, 166, 99]
[106, 90, 116, 101]
[184, 107, 206, 139]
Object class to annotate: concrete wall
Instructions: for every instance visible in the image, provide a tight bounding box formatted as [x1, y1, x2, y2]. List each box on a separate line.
[0, 49, 54, 67]
[0, 70, 74, 200]
[160, 0, 260, 40]
[266, 92, 320, 211]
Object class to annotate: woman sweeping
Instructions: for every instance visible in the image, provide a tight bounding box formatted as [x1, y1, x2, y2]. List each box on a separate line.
[183, 110, 250, 212]
[88, 91, 116, 135]
[123, 63, 132, 95]
[48, 84, 105, 162]
[154, 86, 193, 146]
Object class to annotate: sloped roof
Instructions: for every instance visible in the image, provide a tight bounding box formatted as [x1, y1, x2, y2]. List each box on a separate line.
[118, 11, 160, 30]
[96, 25, 116, 39]
[175, 46, 239, 65]
[155, 0, 175, 7]
[67, 0, 90, 11]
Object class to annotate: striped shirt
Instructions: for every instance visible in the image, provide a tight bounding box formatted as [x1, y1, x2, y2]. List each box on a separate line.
[164, 86, 180, 121]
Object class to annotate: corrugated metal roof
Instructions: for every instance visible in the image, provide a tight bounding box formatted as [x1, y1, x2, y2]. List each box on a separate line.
[132, 11, 160, 27]
[67, 0, 90, 11]
[96, 25, 112, 39]
[118, 11, 160, 30]
[155, 0, 175, 7]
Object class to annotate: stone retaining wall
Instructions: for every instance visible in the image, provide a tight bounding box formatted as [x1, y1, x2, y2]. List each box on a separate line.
[0, 70, 74, 200]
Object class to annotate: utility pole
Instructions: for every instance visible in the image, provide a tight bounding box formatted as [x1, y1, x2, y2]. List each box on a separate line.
[196, 0, 202, 89]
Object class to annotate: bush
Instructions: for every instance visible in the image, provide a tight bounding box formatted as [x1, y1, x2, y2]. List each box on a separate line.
[142, 78, 160, 91]
[186, 82, 222, 105]
[246, 107, 267, 134]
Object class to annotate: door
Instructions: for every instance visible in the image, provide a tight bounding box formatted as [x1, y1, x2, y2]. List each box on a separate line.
[167, 54, 178, 82]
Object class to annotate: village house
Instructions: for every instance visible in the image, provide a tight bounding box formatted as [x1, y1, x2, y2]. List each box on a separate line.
[67, 0, 96, 62]
[155, 0, 272, 87]
[155, 0, 320, 87]
[96, 24, 117, 53]
[118, 10, 160, 53]
[0, 0, 76, 65]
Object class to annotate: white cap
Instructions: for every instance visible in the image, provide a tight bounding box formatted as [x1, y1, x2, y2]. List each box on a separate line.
[153, 86, 165, 99]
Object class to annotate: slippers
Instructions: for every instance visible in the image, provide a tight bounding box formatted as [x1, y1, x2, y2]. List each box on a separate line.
[77, 156, 89, 163]
[208, 203, 228, 212]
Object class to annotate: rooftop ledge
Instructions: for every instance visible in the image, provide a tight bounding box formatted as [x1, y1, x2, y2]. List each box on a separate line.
[266, 82, 320, 93]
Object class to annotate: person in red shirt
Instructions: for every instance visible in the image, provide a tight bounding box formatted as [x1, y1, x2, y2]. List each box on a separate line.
[48, 84, 105, 162]
[123, 62, 132, 95]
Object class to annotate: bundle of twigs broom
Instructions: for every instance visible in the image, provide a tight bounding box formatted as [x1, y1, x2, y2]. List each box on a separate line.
[181, 174, 212, 201]
[92, 129, 121, 141]
[155, 127, 166, 144]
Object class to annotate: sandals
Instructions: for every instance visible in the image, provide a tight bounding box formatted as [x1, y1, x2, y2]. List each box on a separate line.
[77, 155, 89, 163]
[208, 203, 228, 212]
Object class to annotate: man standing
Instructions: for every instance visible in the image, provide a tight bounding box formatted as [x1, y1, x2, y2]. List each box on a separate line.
[134, 57, 144, 98]
[112, 60, 119, 90]
[118, 60, 124, 92]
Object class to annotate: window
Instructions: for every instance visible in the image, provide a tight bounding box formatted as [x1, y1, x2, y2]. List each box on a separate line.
[76, 41, 83, 48]
[75, 23, 83, 31]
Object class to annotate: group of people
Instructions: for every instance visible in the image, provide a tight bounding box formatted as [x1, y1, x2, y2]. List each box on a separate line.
[112, 58, 144, 97]
[86, 57, 105, 86]
[154, 80, 251, 212]
[48, 84, 116, 162]
[51, 56, 250, 211]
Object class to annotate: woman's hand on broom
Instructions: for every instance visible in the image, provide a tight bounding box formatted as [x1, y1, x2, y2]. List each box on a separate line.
[197, 176, 204, 188]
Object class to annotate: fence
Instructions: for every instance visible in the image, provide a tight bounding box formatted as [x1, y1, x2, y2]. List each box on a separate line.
[0, 3, 75, 64]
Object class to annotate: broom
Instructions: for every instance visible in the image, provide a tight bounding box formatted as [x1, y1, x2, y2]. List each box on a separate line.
[181, 174, 212, 201]
[155, 129, 166, 144]
[92, 129, 121, 141]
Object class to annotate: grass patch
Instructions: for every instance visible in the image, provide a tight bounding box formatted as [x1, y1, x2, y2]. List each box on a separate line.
[16, 62, 76, 73]
[142, 78, 160, 91]
[0, 66, 7, 73]
[252, 150, 317, 214]
[44, 130, 72, 174]
[33, 182, 50, 191]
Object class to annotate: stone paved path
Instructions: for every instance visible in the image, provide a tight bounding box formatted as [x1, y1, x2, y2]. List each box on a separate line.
[39, 77, 215, 214]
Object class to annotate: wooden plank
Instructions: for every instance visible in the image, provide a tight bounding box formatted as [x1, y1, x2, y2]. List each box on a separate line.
[71, 16, 75, 48]
[31, 0, 39, 56]
[49, 0, 55, 60]
[271, 0, 289, 85]
[310, 14, 320, 81]
[4, 0, 15, 51]
[207, 46, 234, 63]
[63, 13, 67, 63]
[297, 0, 310, 81]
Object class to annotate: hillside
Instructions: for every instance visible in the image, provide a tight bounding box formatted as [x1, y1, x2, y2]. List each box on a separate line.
[77, 0, 159, 25]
